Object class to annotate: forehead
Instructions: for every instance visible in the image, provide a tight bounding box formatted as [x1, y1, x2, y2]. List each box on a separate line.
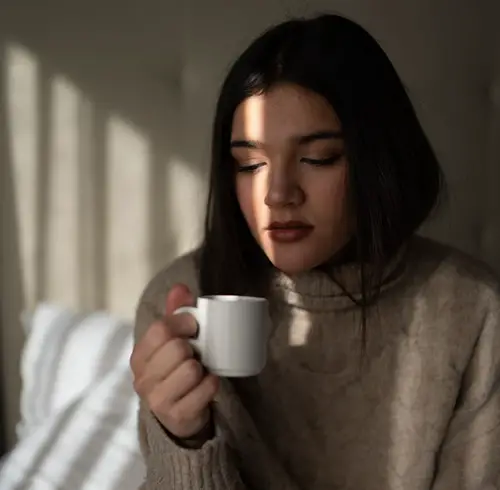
[231, 83, 342, 141]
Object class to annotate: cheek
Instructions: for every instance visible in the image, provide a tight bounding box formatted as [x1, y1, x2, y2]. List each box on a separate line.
[236, 178, 260, 235]
[307, 165, 351, 227]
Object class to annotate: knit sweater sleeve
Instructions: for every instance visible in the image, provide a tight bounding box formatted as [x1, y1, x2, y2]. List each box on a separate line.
[137, 401, 246, 489]
[431, 290, 500, 490]
[134, 252, 248, 490]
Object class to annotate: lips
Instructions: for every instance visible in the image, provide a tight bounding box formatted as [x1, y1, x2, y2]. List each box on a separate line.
[266, 221, 314, 243]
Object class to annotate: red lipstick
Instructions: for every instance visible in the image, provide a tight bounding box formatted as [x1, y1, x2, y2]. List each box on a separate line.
[266, 221, 314, 243]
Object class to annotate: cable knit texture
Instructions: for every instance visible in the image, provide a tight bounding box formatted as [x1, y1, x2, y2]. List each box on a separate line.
[134, 236, 500, 490]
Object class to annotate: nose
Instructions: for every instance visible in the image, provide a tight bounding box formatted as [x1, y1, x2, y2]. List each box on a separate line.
[264, 165, 305, 208]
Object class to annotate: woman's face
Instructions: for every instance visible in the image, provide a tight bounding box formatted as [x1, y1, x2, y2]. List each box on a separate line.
[231, 83, 353, 275]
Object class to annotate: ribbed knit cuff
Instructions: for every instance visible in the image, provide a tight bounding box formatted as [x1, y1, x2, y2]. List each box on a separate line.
[144, 409, 244, 490]
[163, 436, 241, 488]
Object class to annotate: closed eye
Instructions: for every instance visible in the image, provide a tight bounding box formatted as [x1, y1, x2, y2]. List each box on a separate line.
[236, 162, 266, 173]
[236, 155, 342, 173]
[301, 155, 342, 166]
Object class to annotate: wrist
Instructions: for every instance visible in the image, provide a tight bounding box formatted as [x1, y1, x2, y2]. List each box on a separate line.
[175, 417, 215, 449]
[158, 412, 215, 450]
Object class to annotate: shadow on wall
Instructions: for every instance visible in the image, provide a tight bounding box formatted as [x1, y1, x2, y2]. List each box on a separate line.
[0, 36, 206, 317]
[0, 4, 212, 450]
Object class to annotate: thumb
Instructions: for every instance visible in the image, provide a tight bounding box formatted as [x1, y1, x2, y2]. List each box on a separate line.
[165, 283, 195, 316]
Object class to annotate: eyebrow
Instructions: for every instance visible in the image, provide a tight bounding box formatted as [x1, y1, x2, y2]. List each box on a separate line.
[230, 130, 343, 149]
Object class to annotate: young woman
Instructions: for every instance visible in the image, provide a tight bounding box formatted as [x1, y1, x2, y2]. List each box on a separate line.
[130, 14, 500, 490]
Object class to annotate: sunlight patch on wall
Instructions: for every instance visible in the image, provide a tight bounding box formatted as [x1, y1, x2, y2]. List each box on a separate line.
[4, 42, 202, 319]
[5, 43, 39, 307]
[45, 74, 81, 306]
[166, 158, 204, 257]
[106, 115, 151, 319]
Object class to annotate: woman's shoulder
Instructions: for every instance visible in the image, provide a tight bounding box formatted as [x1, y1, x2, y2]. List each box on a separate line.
[403, 237, 500, 360]
[134, 248, 201, 342]
[140, 248, 201, 309]
[408, 235, 500, 303]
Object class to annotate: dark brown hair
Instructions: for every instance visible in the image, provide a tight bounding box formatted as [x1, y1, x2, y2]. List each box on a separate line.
[198, 14, 444, 311]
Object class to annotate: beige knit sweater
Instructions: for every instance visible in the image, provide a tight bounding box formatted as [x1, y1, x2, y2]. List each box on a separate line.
[134, 237, 500, 490]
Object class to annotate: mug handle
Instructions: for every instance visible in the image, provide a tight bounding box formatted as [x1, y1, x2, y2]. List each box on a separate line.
[173, 306, 202, 353]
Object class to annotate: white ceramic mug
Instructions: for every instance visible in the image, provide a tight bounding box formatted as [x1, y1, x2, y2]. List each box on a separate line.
[174, 295, 270, 377]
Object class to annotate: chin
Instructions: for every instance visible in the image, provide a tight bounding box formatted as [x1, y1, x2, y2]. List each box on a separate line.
[265, 249, 324, 276]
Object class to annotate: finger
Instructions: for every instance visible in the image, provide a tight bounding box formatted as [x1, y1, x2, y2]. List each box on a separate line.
[171, 374, 219, 421]
[131, 312, 198, 377]
[130, 320, 174, 374]
[134, 338, 194, 395]
[166, 284, 195, 316]
[164, 312, 198, 338]
[157, 358, 205, 404]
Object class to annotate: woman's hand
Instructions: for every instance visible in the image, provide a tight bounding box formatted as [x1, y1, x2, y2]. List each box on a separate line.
[130, 284, 219, 441]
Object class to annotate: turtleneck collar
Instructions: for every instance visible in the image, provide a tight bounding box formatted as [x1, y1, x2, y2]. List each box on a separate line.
[270, 241, 409, 311]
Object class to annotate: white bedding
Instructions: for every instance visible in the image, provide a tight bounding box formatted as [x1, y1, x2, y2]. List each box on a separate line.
[0, 304, 145, 490]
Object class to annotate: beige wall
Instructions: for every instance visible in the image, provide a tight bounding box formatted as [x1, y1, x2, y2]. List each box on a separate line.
[1, 0, 499, 450]
[0, 0, 208, 449]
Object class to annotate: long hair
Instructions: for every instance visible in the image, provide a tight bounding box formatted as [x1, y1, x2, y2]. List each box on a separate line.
[199, 14, 444, 309]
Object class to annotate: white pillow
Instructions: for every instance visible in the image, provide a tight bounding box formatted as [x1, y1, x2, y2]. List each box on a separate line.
[0, 303, 146, 490]
[18, 303, 135, 438]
